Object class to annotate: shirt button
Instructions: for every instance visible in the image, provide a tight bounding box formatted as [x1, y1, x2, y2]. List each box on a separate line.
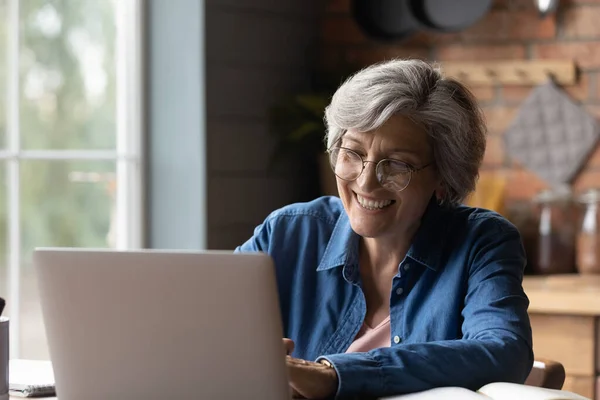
[395, 287, 404, 295]
[404, 264, 411, 271]
[393, 335, 401, 344]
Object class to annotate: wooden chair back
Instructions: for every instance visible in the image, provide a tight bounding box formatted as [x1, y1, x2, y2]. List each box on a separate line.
[524, 358, 566, 390]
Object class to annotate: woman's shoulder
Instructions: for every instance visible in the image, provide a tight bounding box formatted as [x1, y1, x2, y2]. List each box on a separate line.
[237, 196, 347, 254]
[264, 196, 344, 228]
[450, 204, 519, 235]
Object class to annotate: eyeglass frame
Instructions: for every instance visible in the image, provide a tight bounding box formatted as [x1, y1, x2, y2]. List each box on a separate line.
[326, 145, 433, 192]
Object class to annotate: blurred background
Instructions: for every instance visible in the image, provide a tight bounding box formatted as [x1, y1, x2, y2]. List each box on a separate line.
[2, 0, 600, 398]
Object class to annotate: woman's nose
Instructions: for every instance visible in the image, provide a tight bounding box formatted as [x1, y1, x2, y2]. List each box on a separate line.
[356, 161, 380, 191]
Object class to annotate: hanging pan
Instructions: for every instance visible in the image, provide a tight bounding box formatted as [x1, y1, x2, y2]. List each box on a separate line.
[352, 0, 419, 41]
[409, 0, 493, 32]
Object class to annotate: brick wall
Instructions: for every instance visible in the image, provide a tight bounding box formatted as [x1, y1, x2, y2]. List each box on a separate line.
[320, 0, 600, 204]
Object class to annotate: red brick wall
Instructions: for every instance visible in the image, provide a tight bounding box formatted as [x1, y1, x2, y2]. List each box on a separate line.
[320, 0, 600, 203]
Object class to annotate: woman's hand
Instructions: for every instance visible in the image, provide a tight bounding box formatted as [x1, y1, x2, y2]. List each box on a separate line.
[283, 338, 295, 355]
[286, 356, 338, 399]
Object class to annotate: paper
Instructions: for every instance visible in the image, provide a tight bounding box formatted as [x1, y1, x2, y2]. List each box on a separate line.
[478, 382, 590, 400]
[9, 359, 55, 398]
[381, 383, 591, 400]
[381, 387, 487, 399]
[380, 382, 590, 400]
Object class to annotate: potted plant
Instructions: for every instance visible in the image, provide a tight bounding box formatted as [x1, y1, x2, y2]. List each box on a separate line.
[268, 70, 352, 197]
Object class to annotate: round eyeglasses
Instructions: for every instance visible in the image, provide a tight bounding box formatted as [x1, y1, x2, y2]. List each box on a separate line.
[327, 147, 432, 192]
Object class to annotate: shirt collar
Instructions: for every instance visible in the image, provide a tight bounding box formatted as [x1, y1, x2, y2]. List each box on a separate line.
[406, 196, 451, 271]
[316, 195, 451, 272]
[316, 211, 359, 271]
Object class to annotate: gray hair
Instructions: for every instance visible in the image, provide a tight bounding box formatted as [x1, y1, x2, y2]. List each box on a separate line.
[324, 58, 486, 206]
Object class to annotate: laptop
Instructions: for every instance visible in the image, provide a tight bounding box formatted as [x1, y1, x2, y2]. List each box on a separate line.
[33, 248, 291, 400]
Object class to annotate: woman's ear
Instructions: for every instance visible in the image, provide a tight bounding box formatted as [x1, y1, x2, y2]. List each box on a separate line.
[434, 181, 446, 202]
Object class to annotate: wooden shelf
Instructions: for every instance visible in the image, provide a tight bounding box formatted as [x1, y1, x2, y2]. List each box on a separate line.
[440, 60, 577, 86]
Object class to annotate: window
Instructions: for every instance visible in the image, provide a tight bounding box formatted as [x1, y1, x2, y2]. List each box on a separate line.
[0, 0, 144, 359]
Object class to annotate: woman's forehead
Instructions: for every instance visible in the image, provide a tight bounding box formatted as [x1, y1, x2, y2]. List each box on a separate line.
[343, 116, 430, 152]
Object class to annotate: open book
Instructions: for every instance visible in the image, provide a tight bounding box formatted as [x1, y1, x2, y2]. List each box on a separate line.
[9, 359, 55, 398]
[382, 382, 590, 400]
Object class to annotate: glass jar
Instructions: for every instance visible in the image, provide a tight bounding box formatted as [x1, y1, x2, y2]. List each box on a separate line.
[576, 189, 600, 274]
[532, 186, 577, 275]
[505, 203, 539, 276]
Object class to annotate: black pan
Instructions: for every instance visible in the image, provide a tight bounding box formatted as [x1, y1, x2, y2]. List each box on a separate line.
[352, 0, 419, 41]
[409, 0, 493, 32]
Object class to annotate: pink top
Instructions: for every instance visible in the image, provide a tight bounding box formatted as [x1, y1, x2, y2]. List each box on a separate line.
[345, 316, 391, 353]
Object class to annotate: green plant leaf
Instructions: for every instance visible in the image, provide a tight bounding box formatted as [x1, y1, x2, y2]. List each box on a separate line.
[288, 122, 323, 142]
[295, 94, 330, 117]
[266, 69, 354, 170]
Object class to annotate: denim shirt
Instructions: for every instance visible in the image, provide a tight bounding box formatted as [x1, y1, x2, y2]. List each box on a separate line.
[235, 196, 533, 399]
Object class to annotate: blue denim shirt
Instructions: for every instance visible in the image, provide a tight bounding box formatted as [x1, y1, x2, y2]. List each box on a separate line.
[236, 196, 533, 399]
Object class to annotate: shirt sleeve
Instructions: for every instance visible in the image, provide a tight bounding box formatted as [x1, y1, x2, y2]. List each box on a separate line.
[234, 220, 270, 253]
[318, 218, 534, 399]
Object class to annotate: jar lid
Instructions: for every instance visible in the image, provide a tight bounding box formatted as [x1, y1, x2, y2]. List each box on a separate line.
[577, 188, 600, 204]
[533, 185, 573, 203]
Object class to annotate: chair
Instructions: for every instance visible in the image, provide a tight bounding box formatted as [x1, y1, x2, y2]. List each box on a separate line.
[524, 358, 566, 390]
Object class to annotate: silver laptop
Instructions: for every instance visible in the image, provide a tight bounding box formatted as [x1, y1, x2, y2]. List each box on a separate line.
[33, 248, 291, 400]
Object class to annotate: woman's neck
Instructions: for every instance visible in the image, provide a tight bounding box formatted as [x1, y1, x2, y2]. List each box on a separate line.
[358, 223, 421, 327]
[359, 222, 421, 275]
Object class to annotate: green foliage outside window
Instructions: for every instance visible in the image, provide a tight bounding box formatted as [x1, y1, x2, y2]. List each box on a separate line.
[0, 0, 117, 266]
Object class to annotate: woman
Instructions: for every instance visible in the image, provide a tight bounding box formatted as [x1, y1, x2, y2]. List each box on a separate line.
[236, 59, 533, 399]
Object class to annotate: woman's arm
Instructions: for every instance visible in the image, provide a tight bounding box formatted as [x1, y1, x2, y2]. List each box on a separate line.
[318, 222, 534, 398]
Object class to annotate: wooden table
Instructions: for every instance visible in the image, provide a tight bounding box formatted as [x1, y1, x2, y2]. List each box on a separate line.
[523, 274, 600, 399]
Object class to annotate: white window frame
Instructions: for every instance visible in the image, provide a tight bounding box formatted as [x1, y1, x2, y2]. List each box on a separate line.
[4, 0, 145, 358]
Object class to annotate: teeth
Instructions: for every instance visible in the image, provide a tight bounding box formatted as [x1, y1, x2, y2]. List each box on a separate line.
[357, 194, 392, 210]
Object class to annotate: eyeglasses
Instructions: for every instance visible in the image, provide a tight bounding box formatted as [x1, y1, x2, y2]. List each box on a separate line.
[327, 146, 432, 192]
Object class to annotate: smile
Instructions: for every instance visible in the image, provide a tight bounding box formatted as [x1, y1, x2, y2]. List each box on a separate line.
[356, 193, 395, 210]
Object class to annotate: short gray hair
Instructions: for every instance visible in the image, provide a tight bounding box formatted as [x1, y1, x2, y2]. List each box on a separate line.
[324, 58, 486, 206]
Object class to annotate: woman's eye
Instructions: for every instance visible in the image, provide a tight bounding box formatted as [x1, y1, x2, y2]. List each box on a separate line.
[379, 160, 407, 173]
[347, 148, 364, 155]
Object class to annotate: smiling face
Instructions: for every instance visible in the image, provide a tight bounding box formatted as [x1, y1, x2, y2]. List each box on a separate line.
[335, 114, 441, 240]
